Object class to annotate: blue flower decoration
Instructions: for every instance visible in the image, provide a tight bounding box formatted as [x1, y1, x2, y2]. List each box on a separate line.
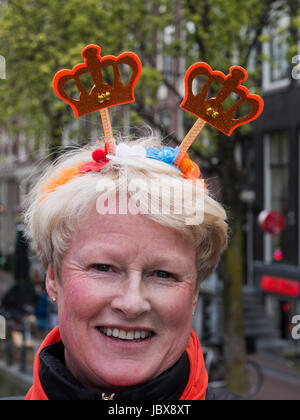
[146, 146, 180, 167]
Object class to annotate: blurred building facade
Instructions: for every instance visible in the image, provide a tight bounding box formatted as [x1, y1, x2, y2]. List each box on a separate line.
[0, 131, 42, 259]
[157, 11, 300, 349]
[251, 19, 300, 345]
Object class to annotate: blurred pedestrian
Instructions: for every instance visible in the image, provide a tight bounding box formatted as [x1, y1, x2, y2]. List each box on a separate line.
[1, 224, 37, 320]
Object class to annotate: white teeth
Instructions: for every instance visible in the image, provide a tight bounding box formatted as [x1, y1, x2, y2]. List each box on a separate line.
[100, 327, 152, 341]
[126, 331, 134, 340]
[119, 330, 127, 339]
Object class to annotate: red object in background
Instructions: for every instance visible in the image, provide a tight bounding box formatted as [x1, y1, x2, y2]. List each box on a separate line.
[261, 275, 300, 298]
[273, 248, 283, 261]
[258, 210, 286, 235]
[282, 303, 291, 313]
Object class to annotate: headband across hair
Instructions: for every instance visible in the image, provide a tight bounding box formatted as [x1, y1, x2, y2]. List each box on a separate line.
[45, 44, 264, 195]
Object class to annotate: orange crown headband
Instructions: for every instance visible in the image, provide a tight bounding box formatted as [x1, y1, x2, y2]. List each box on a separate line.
[48, 44, 264, 194]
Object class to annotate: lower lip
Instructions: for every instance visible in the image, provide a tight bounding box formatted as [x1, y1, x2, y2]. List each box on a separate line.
[95, 328, 155, 351]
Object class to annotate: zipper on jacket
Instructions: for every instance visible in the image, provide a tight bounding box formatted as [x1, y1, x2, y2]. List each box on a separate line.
[102, 392, 115, 400]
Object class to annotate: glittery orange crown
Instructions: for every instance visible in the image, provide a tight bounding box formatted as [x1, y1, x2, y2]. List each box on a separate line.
[181, 62, 264, 136]
[53, 45, 142, 118]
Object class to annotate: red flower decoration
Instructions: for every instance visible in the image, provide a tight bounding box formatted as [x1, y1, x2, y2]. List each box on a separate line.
[79, 144, 110, 174]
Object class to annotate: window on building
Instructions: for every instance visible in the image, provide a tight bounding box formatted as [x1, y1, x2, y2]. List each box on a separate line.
[270, 32, 290, 82]
[247, 47, 257, 74]
[262, 15, 291, 91]
[159, 109, 171, 132]
[162, 25, 175, 84]
[264, 131, 289, 264]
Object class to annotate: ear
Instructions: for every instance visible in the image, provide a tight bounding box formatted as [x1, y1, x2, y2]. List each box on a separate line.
[46, 264, 58, 300]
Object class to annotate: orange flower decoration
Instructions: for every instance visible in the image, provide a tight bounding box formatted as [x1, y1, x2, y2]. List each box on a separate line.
[41, 163, 84, 197]
[179, 152, 201, 181]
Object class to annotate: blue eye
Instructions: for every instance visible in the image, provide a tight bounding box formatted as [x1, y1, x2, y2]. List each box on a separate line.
[91, 264, 112, 272]
[90, 265, 177, 281]
[155, 271, 174, 279]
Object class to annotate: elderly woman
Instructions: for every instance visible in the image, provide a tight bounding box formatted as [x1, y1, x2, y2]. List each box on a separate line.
[23, 135, 238, 401]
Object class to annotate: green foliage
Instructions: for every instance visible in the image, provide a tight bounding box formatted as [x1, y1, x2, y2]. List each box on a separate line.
[0, 0, 173, 153]
[0, 0, 295, 158]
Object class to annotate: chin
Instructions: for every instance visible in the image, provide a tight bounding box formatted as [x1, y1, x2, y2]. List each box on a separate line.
[93, 362, 156, 390]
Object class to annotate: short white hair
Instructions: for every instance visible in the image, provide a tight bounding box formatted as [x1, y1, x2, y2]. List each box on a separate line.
[23, 136, 228, 286]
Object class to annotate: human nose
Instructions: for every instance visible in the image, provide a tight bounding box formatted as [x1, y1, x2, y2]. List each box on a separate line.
[110, 273, 151, 319]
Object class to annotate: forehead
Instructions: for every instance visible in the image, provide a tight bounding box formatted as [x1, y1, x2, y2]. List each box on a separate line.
[69, 207, 195, 265]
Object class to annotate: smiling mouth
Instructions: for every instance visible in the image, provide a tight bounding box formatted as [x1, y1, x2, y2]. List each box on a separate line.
[97, 327, 154, 342]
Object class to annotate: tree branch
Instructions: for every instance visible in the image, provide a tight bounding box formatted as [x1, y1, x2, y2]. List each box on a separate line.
[241, 0, 278, 68]
[185, 0, 208, 58]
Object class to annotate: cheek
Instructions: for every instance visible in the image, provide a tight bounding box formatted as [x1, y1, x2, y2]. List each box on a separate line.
[150, 284, 195, 373]
[153, 284, 195, 331]
[57, 272, 106, 326]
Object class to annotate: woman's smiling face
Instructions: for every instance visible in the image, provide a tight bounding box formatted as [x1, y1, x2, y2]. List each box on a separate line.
[46, 207, 199, 392]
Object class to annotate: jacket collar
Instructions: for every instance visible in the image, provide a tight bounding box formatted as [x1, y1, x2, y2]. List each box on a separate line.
[38, 340, 189, 401]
